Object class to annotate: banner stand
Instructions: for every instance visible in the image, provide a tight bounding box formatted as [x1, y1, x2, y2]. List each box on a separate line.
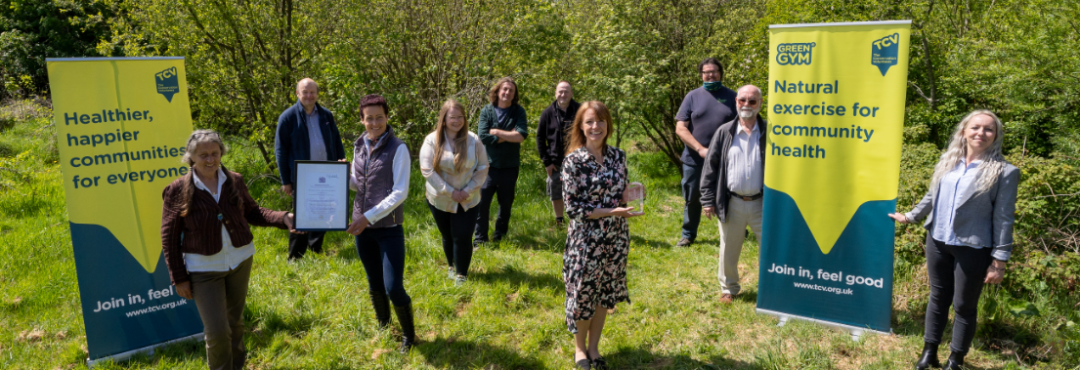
[87, 332, 203, 368]
[758, 309, 890, 342]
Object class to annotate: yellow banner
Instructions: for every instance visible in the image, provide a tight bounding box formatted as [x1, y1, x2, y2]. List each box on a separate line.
[49, 58, 193, 272]
[766, 22, 911, 254]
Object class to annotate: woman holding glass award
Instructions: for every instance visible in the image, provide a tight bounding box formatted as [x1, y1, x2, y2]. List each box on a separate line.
[419, 99, 490, 285]
[561, 101, 642, 370]
[344, 94, 417, 353]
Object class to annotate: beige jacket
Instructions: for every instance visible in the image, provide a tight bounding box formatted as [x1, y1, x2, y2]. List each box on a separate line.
[419, 131, 489, 213]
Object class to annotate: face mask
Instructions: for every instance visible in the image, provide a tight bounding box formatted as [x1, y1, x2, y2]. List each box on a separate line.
[703, 81, 724, 92]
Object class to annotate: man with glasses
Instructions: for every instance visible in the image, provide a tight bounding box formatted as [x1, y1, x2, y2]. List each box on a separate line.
[674, 58, 738, 247]
[699, 85, 767, 304]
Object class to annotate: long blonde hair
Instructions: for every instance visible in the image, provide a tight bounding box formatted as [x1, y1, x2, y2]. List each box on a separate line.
[929, 110, 1008, 195]
[432, 99, 469, 172]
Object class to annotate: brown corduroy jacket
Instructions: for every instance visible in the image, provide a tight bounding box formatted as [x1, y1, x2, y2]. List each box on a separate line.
[160, 169, 287, 285]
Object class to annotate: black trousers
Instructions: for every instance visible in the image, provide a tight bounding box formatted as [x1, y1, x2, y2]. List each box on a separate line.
[428, 202, 479, 277]
[924, 234, 993, 354]
[474, 166, 519, 242]
[355, 225, 411, 306]
[288, 231, 325, 259]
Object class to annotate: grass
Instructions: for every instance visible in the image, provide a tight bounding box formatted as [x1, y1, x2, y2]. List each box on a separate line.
[1, 101, 1076, 369]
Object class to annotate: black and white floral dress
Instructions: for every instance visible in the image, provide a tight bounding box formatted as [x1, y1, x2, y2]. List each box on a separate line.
[561, 145, 631, 333]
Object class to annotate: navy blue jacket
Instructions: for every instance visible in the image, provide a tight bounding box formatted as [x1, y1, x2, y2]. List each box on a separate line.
[274, 100, 346, 186]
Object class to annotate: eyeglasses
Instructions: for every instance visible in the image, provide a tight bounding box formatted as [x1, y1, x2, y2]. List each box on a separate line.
[701, 70, 720, 76]
[737, 99, 759, 105]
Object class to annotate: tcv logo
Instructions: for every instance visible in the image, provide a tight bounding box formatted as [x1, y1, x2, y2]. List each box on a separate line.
[155, 66, 179, 102]
[871, 33, 901, 76]
[776, 42, 816, 66]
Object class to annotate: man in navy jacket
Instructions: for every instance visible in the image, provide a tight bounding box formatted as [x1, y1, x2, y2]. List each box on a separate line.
[275, 78, 346, 259]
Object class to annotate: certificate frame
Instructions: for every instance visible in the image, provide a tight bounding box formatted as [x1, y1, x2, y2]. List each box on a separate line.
[294, 160, 350, 231]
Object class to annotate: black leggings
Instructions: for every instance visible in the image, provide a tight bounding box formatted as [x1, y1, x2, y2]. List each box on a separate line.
[428, 202, 479, 277]
[924, 235, 993, 354]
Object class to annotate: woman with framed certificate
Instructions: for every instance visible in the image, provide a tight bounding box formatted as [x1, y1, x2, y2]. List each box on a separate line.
[160, 130, 299, 370]
[420, 99, 490, 285]
[344, 94, 417, 353]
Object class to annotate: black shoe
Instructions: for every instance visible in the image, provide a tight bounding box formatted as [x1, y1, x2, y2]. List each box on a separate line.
[943, 351, 966, 370]
[591, 356, 609, 370]
[369, 291, 391, 329]
[574, 357, 591, 370]
[915, 342, 940, 369]
[676, 238, 693, 247]
[556, 217, 565, 228]
[393, 303, 416, 353]
[492, 235, 504, 243]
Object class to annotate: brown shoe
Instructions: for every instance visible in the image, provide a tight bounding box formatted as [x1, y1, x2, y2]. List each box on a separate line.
[719, 293, 734, 304]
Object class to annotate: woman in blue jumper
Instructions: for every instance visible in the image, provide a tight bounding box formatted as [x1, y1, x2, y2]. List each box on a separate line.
[345, 94, 416, 353]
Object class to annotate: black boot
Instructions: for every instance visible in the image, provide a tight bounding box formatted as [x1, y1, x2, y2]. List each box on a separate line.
[369, 291, 391, 328]
[915, 342, 940, 369]
[393, 303, 416, 353]
[943, 350, 966, 370]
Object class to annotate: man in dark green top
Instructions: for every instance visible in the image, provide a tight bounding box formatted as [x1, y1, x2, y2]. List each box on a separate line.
[474, 77, 529, 243]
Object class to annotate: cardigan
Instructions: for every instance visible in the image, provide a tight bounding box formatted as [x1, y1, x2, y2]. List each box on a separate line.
[161, 168, 288, 285]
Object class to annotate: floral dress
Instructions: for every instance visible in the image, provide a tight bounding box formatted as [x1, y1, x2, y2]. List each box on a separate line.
[562, 145, 631, 333]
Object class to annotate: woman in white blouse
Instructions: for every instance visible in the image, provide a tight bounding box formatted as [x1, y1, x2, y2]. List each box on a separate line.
[420, 99, 490, 285]
[889, 110, 1019, 370]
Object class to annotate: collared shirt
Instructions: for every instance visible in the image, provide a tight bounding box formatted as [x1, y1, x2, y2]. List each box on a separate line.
[932, 159, 983, 248]
[306, 108, 327, 161]
[184, 168, 255, 272]
[726, 122, 763, 195]
[350, 133, 411, 225]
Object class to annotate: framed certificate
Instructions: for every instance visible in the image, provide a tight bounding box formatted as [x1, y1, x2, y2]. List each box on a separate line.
[626, 182, 645, 215]
[294, 160, 350, 231]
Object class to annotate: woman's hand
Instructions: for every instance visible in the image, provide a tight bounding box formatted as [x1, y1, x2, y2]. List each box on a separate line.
[887, 213, 910, 224]
[284, 213, 305, 234]
[346, 216, 370, 236]
[176, 281, 193, 300]
[984, 260, 1006, 284]
[611, 207, 643, 218]
[451, 190, 469, 203]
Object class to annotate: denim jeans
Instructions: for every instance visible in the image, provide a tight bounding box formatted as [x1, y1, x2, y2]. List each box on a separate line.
[355, 225, 411, 306]
[680, 163, 704, 240]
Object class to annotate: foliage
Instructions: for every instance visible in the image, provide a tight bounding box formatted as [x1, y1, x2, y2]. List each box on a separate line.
[0, 0, 120, 98]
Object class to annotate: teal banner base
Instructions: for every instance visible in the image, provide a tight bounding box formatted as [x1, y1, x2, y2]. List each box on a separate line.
[70, 223, 203, 360]
[756, 187, 895, 333]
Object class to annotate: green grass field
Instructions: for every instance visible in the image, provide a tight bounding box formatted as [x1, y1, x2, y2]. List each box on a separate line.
[0, 107, 1071, 369]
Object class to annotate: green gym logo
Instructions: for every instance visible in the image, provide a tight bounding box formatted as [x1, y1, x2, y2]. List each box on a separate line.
[776, 42, 816, 66]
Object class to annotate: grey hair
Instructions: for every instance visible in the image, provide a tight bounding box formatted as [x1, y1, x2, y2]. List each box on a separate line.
[929, 110, 1008, 195]
[180, 129, 227, 166]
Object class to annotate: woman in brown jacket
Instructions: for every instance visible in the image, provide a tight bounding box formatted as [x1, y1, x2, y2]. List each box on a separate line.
[161, 130, 298, 370]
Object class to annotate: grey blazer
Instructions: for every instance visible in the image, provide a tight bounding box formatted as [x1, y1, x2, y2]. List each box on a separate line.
[905, 163, 1020, 261]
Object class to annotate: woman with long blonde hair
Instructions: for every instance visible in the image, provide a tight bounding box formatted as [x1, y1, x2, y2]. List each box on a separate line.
[419, 99, 490, 284]
[889, 110, 1020, 370]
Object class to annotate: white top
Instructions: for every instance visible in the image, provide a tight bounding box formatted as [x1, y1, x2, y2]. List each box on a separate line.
[350, 142, 411, 225]
[184, 168, 255, 272]
[419, 132, 489, 213]
[726, 123, 764, 195]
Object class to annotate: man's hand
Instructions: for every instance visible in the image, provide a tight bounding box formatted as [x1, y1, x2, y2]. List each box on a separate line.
[346, 216, 370, 236]
[281, 184, 294, 197]
[887, 213, 910, 224]
[545, 164, 556, 176]
[697, 147, 709, 159]
[703, 207, 717, 220]
[985, 260, 1007, 284]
